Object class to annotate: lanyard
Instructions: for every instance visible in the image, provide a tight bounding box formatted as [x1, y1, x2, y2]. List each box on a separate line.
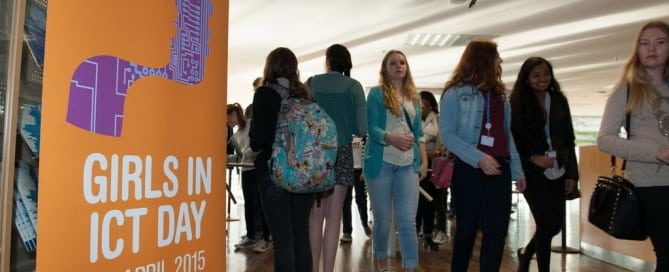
[543, 93, 554, 150]
[484, 91, 491, 135]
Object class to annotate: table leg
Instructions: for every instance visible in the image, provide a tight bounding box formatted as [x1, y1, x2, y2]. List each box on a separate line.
[226, 167, 239, 221]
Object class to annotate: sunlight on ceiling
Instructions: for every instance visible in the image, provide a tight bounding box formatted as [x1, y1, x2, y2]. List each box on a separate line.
[227, 0, 669, 116]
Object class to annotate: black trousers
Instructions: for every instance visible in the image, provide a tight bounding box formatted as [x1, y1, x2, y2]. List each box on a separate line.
[342, 169, 369, 234]
[450, 157, 512, 272]
[521, 169, 565, 272]
[416, 177, 437, 236]
[435, 187, 447, 232]
[258, 168, 314, 272]
[241, 169, 271, 241]
[637, 186, 669, 272]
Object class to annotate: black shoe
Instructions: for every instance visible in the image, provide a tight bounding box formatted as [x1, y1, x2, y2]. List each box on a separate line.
[422, 236, 439, 252]
[363, 224, 372, 237]
[340, 233, 352, 243]
[517, 248, 530, 272]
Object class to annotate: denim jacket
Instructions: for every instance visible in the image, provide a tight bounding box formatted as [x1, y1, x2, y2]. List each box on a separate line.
[439, 84, 524, 181]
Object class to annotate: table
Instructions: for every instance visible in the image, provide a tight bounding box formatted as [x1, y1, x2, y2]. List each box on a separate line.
[225, 162, 254, 221]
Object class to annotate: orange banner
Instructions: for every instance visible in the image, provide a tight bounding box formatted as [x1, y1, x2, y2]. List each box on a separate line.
[37, 0, 227, 271]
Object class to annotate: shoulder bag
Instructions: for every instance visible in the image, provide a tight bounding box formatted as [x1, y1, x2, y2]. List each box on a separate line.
[588, 98, 647, 240]
[588, 167, 645, 240]
[430, 151, 454, 188]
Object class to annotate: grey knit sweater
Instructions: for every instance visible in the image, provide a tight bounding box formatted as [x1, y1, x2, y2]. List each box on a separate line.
[597, 82, 669, 187]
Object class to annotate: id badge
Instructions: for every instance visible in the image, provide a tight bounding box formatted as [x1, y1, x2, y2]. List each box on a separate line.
[480, 135, 495, 147]
[546, 150, 557, 158]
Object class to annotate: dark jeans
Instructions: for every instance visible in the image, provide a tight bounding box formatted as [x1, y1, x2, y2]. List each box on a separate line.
[258, 168, 314, 272]
[637, 186, 669, 272]
[522, 169, 565, 272]
[435, 187, 447, 232]
[342, 169, 369, 234]
[447, 187, 456, 214]
[241, 169, 270, 241]
[451, 157, 512, 272]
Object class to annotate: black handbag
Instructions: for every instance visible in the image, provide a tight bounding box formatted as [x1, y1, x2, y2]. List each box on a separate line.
[588, 167, 646, 240]
[588, 104, 647, 241]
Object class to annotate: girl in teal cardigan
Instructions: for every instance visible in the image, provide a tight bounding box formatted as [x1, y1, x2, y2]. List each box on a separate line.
[363, 50, 427, 272]
[363, 87, 425, 179]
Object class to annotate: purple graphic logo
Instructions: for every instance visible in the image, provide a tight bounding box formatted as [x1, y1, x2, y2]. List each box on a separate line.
[66, 0, 213, 137]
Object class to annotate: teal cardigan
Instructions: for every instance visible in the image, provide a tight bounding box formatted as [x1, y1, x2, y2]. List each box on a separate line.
[363, 86, 423, 180]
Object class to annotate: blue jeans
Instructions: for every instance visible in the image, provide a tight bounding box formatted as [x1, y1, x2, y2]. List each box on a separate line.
[366, 162, 419, 269]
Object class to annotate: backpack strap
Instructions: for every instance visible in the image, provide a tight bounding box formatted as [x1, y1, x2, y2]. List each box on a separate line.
[266, 82, 290, 100]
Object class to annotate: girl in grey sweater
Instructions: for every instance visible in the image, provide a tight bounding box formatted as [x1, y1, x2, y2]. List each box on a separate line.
[597, 20, 669, 271]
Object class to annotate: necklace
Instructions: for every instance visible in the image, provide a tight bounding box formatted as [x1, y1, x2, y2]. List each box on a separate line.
[650, 84, 669, 138]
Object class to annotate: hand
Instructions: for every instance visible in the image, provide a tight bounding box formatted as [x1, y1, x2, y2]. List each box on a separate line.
[388, 133, 414, 151]
[418, 161, 428, 181]
[564, 179, 577, 196]
[427, 150, 441, 160]
[477, 154, 501, 175]
[657, 145, 669, 165]
[515, 178, 527, 193]
[531, 155, 554, 169]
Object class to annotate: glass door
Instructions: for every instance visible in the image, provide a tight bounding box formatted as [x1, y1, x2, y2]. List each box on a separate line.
[0, 0, 15, 270]
[12, 1, 44, 271]
[1, 0, 43, 271]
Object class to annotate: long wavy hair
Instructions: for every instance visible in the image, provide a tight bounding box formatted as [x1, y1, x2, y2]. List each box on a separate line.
[262, 47, 311, 100]
[619, 20, 669, 114]
[443, 39, 505, 95]
[326, 44, 353, 77]
[509, 57, 564, 133]
[379, 50, 418, 115]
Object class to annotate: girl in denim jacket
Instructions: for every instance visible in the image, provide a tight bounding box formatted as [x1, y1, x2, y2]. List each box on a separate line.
[439, 39, 526, 272]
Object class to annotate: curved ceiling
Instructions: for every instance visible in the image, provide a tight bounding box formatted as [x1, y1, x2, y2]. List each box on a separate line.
[228, 0, 669, 116]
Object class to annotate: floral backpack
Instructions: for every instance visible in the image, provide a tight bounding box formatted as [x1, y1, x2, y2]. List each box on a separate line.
[269, 85, 338, 193]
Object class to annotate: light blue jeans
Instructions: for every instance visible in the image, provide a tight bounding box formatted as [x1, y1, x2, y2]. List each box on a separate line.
[366, 162, 419, 269]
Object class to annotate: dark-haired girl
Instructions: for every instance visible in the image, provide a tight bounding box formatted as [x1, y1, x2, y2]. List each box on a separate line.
[510, 57, 578, 272]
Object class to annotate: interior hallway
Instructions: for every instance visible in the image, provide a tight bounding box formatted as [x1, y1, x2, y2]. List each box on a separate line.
[224, 169, 631, 272]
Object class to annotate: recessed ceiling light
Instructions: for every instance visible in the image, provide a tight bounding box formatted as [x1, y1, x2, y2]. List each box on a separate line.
[405, 33, 498, 47]
[450, 0, 467, 3]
